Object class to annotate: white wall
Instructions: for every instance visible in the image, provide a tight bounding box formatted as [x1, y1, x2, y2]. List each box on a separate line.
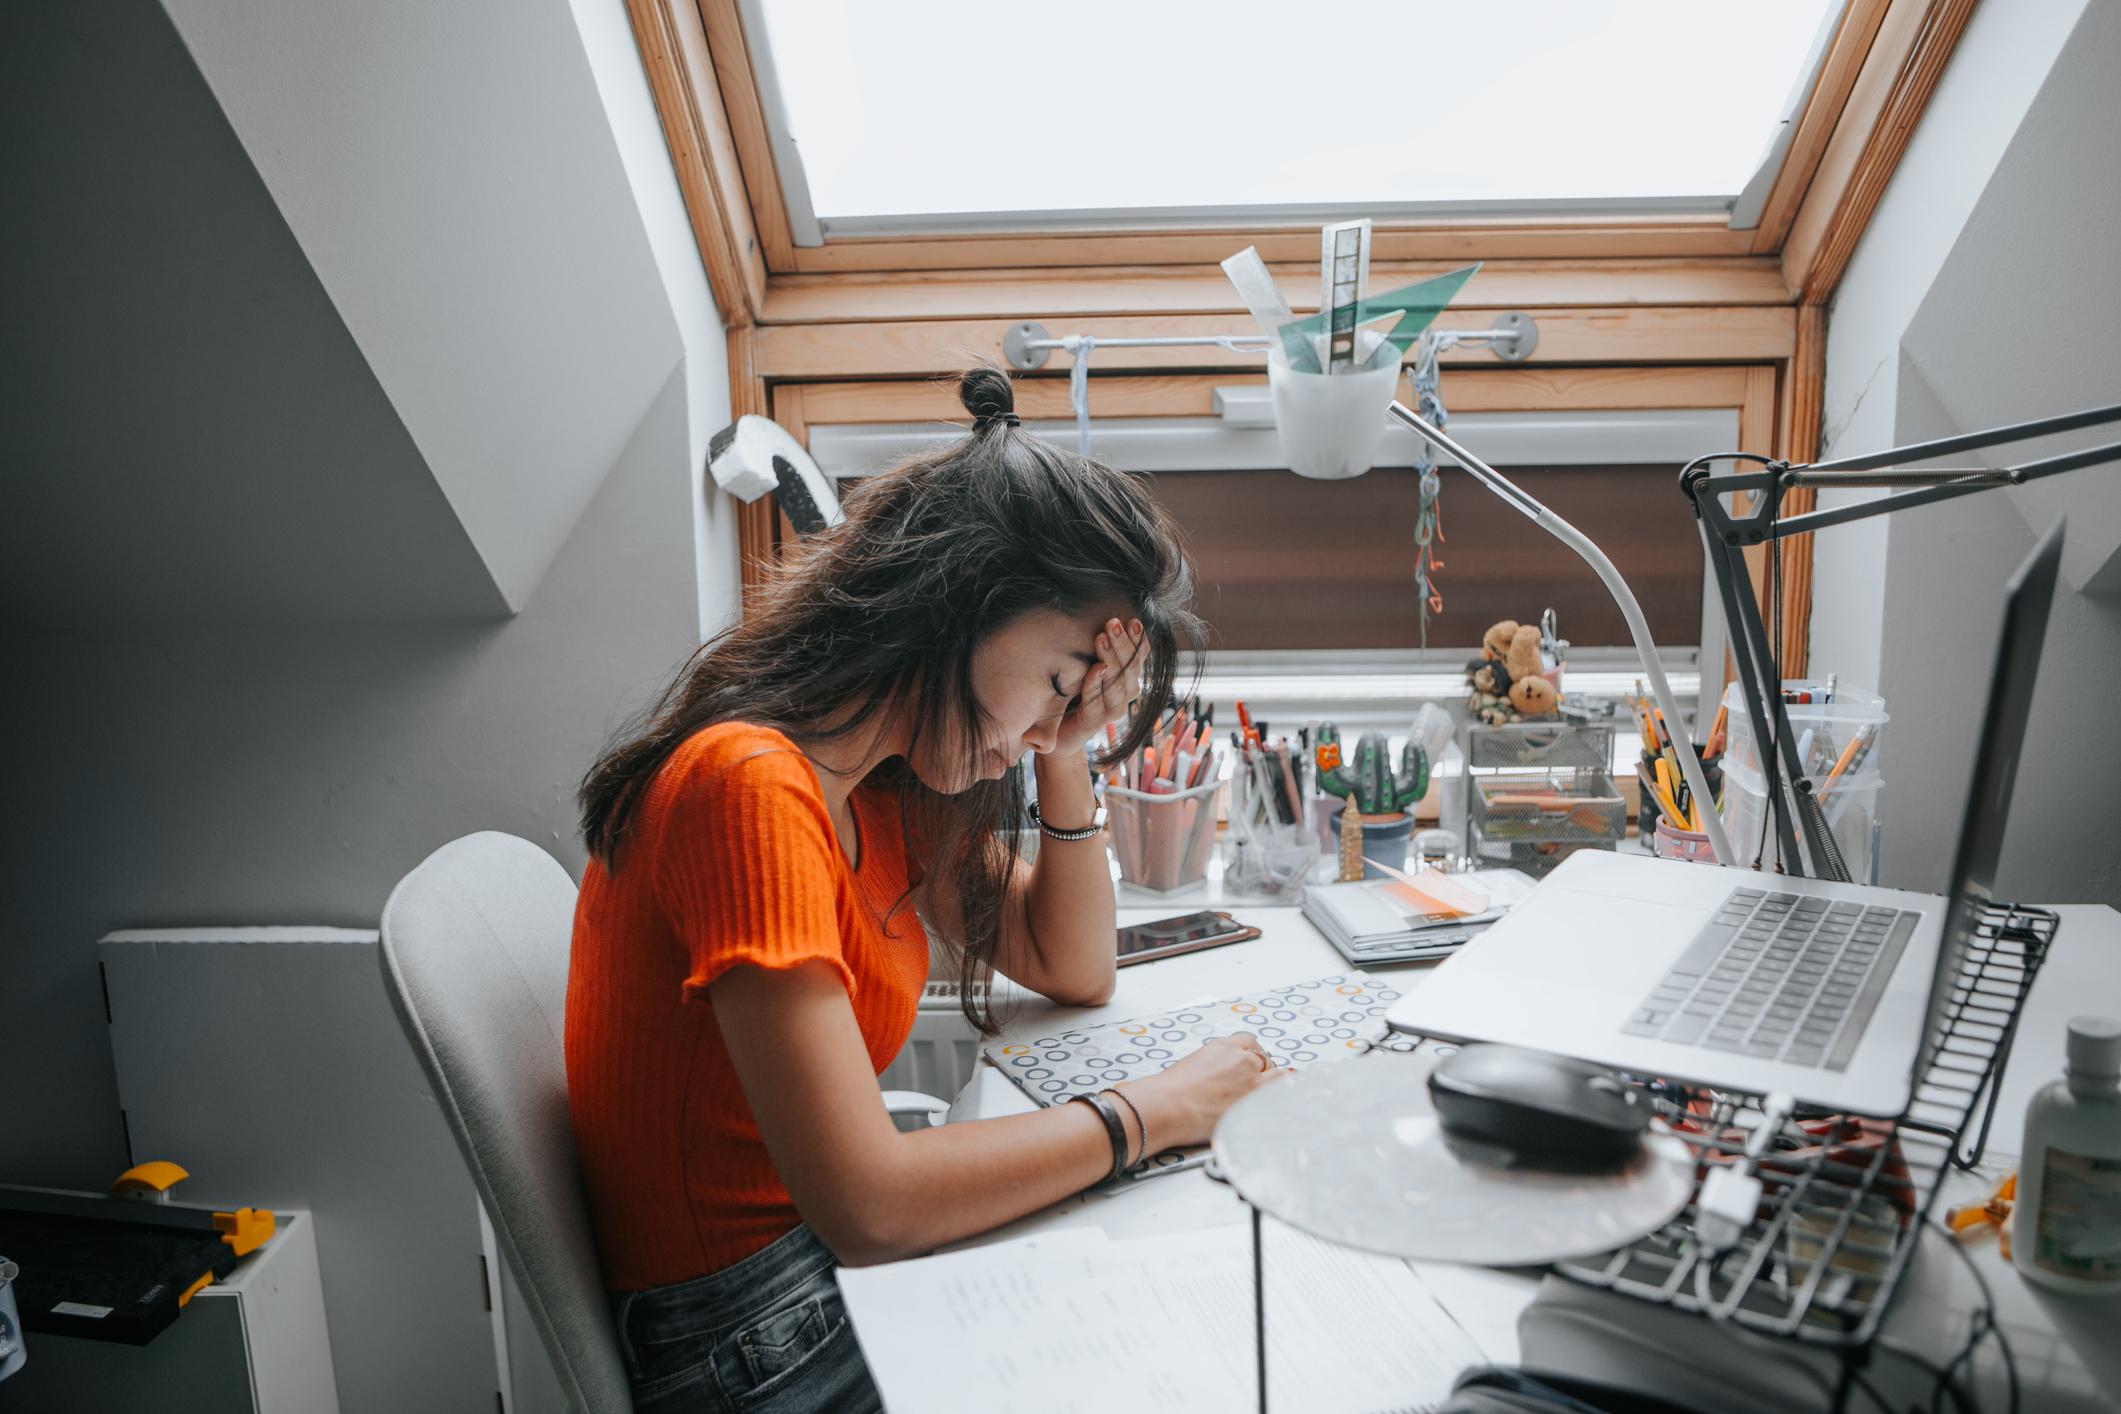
[564, 0, 743, 639]
[159, 0, 697, 613]
[2, 0, 743, 1293]
[1812, 0, 2121, 905]
[2, 0, 513, 622]
[1806, 0, 2092, 689]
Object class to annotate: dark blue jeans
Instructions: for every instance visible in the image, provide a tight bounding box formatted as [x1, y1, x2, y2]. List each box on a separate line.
[611, 1224, 882, 1414]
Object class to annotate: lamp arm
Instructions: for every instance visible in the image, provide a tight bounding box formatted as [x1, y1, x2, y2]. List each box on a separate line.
[1387, 400, 1736, 868]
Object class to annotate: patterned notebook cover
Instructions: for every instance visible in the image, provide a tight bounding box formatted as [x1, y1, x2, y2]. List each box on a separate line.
[985, 974, 1407, 1105]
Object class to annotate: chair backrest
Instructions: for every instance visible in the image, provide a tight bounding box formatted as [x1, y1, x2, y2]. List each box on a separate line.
[379, 832, 633, 1414]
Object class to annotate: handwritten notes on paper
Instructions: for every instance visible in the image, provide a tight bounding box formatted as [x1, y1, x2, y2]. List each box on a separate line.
[838, 1223, 1486, 1414]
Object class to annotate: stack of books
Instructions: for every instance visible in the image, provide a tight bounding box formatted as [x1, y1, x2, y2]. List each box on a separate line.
[1302, 867, 1538, 964]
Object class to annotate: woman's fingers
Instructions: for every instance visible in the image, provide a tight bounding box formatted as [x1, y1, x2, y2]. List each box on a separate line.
[1106, 618, 1145, 706]
[1082, 619, 1139, 725]
[1215, 1032, 1276, 1071]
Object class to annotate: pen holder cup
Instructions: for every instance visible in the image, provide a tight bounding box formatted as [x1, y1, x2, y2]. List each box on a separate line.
[1268, 354, 1403, 480]
[1719, 680, 1888, 781]
[1224, 833, 1319, 901]
[1651, 816, 1718, 865]
[1636, 751, 1721, 840]
[1105, 778, 1224, 894]
[1721, 757, 1883, 884]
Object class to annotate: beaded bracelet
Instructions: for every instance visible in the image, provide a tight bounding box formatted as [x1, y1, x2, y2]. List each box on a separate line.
[1068, 1091, 1131, 1180]
[1029, 802, 1104, 842]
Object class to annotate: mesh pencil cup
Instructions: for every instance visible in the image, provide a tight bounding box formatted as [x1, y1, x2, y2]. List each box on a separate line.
[1106, 776, 1224, 894]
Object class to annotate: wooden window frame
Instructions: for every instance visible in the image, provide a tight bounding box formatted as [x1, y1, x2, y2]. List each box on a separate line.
[629, 0, 1977, 677]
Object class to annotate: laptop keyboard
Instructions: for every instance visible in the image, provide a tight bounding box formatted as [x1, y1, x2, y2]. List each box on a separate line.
[1623, 888, 1920, 1071]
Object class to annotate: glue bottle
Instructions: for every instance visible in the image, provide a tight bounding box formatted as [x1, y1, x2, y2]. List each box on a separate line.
[2011, 1015, 2121, 1294]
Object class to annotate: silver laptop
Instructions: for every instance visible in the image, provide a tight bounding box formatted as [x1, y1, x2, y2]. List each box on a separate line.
[1386, 520, 2062, 1118]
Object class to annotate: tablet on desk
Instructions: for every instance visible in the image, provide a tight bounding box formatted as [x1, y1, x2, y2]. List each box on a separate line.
[1116, 911, 1260, 967]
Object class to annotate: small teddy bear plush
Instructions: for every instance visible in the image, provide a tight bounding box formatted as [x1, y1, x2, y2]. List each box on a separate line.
[1504, 624, 1544, 682]
[1482, 620, 1521, 660]
[1466, 655, 1513, 698]
[1466, 617, 1560, 724]
[1509, 674, 1559, 717]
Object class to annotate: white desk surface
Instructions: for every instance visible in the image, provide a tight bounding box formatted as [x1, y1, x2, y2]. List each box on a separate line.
[947, 898, 2121, 1412]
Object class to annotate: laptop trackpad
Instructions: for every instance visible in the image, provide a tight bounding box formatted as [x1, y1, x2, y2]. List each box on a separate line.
[1455, 888, 1709, 993]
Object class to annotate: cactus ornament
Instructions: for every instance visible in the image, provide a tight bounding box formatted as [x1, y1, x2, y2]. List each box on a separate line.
[1314, 724, 1429, 820]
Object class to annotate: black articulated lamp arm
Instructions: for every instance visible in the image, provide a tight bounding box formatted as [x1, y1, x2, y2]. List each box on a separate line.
[1683, 455, 1835, 877]
[1680, 401, 2121, 879]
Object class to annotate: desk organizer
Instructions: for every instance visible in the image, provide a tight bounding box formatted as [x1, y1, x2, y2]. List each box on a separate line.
[1105, 776, 1222, 894]
[1532, 903, 2056, 1382]
[1719, 681, 1888, 882]
[1471, 774, 1625, 842]
[1464, 722, 1619, 877]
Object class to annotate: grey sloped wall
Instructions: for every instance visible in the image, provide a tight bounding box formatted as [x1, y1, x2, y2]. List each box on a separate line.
[1872, 0, 2121, 906]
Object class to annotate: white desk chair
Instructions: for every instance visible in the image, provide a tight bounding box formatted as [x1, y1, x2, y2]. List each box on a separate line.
[381, 832, 634, 1414]
[379, 832, 952, 1414]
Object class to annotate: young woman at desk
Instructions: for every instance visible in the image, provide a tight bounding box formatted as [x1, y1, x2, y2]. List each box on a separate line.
[567, 368, 1278, 1414]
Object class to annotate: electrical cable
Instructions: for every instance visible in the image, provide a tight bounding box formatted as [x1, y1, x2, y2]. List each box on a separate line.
[1851, 1368, 1902, 1414]
[1858, 1219, 2018, 1414]
[1872, 1333, 1979, 1414]
[1928, 1217, 2018, 1414]
[1688, 1259, 1838, 1406]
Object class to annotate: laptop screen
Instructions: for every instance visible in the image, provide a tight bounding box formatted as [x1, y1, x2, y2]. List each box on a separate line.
[1916, 518, 2063, 1083]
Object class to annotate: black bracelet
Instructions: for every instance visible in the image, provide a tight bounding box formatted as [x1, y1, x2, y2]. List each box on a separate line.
[1030, 801, 1103, 842]
[1068, 1091, 1130, 1180]
[1104, 1086, 1149, 1171]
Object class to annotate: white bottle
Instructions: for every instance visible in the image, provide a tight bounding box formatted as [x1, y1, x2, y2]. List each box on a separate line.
[2011, 1015, 2121, 1295]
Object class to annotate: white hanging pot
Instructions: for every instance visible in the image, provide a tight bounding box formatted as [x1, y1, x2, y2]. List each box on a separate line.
[1269, 354, 1404, 480]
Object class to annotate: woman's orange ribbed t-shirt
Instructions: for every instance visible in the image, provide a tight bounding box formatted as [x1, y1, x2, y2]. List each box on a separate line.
[565, 722, 928, 1290]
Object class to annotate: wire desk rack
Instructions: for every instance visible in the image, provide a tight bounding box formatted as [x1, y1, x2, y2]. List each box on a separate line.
[1549, 900, 2057, 1352]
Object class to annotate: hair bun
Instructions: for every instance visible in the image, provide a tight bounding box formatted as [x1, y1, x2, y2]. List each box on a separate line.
[958, 366, 1016, 422]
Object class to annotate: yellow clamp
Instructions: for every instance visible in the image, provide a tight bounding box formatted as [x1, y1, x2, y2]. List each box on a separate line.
[212, 1209, 276, 1257]
[108, 1160, 190, 1199]
[1946, 1170, 2016, 1259]
[108, 1162, 275, 1255]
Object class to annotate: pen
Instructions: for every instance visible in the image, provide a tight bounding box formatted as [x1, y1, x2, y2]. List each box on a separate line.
[1274, 744, 1299, 824]
[1819, 724, 1875, 799]
[1108, 1150, 1212, 1185]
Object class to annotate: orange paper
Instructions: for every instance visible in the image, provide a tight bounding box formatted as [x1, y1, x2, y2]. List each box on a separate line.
[1367, 858, 1491, 917]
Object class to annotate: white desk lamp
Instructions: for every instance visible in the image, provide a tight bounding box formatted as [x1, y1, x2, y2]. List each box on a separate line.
[1382, 397, 1735, 865]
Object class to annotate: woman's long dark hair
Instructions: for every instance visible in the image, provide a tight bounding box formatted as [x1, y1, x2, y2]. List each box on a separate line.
[579, 366, 1199, 1033]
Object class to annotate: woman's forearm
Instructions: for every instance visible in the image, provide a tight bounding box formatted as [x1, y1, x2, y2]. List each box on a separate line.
[715, 961, 1136, 1265]
[1017, 750, 1118, 1005]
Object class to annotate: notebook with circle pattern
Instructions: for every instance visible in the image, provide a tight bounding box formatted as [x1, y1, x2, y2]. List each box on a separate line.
[986, 973, 1408, 1104]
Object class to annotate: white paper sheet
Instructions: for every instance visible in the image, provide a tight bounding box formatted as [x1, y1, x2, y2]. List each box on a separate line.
[840, 1222, 1485, 1414]
[1406, 1261, 1542, 1367]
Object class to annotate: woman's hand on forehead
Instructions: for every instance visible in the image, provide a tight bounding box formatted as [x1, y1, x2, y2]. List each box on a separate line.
[1047, 615, 1144, 759]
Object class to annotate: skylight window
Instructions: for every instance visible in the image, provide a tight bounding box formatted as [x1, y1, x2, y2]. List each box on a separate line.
[753, 0, 1842, 234]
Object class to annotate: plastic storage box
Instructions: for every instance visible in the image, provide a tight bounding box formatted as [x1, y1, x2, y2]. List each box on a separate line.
[1717, 681, 1887, 881]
